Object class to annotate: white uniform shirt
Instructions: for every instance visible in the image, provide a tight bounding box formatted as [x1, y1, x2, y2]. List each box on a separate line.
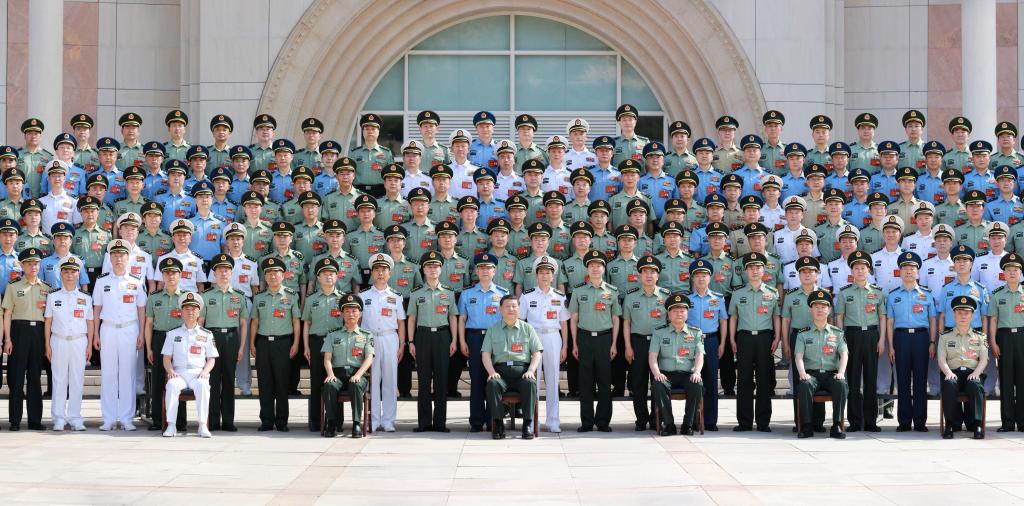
[761, 204, 785, 232]
[101, 245, 153, 284]
[973, 251, 1013, 291]
[154, 249, 207, 291]
[93, 272, 147, 322]
[448, 160, 480, 200]
[161, 324, 218, 374]
[565, 148, 597, 171]
[226, 254, 259, 297]
[495, 171, 525, 200]
[921, 255, 955, 291]
[871, 247, 904, 293]
[772, 225, 820, 264]
[359, 285, 406, 334]
[39, 191, 80, 231]
[822, 256, 876, 291]
[518, 286, 570, 333]
[45, 287, 93, 337]
[901, 231, 936, 259]
[541, 166, 572, 197]
[780, 261, 827, 290]
[400, 171, 433, 198]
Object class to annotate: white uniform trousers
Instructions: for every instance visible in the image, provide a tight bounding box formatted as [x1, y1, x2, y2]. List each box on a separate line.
[236, 298, 253, 394]
[165, 370, 211, 425]
[370, 332, 399, 430]
[50, 334, 88, 426]
[537, 330, 563, 431]
[100, 322, 139, 425]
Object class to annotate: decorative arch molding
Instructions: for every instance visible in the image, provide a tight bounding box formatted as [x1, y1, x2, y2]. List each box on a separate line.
[257, 0, 766, 144]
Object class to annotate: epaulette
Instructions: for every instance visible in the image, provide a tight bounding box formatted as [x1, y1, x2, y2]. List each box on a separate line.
[523, 287, 536, 295]
[654, 323, 670, 331]
[993, 285, 1007, 295]
[786, 287, 800, 295]
[553, 289, 565, 297]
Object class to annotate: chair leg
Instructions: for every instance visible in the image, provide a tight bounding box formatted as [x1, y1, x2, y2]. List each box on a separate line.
[320, 396, 325, 436]
[982, 394, 987, 438]
[698, 397, 705, 435]
[795, 400, 801, 434]
[162, 396, 167, 431]
[938, 390, 944, 436]
[653, 405, 660, 432]
[534, 398, 539, 438]
[509, 401, 517, 431]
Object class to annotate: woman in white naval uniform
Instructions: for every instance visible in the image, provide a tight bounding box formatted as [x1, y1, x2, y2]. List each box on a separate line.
[92, 239, 147, 430]
[359, 253, 406, 431]
[517, 255, 570, 432]
[161, 291, 218, 438]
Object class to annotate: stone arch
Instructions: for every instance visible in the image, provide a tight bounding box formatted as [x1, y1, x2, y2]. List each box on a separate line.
[257, 0, 766, 144]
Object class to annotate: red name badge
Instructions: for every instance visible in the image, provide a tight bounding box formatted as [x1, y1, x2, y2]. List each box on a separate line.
[227, 309, 239, 317]
[594, 302, 607, 311]
[757, 305, 768, 314]
[714, 273, 725, 282]
[775, 159, 785, 168]
[190, 345, 201, 355]
[239, 274, 250, 284]
[911, 304, 924, 313]
[485, 306, 496, 315]
[677, 347, 690, 357]
[351, 347, 363, 357]
[679, 272, 689, 282]
[368, 245, 380, 254]
[284, 271, 295, 280]
[205, 233, 216, 241]
[731, 162, 741, 170]
[382, 307, 394, 317]
[420, 239, 432, 249]
[131, 266, 141, 275]
[893, 269, 900, 278]
[865, 304, 876, 313]
[273, 308, 286, 318]
[73, 309, 84, 318]
[916, 160, 925, 169]
[36, 299, 46, 310]
[649, 309, 662, 319]
[397, 278, 409, 287]
[546, 310, 557, 320]
[57, 211, 68, 220]
[122, 294, 134, 303]
[511, 343, 524, 353]
[326, 308, 340, 318]
[175, 209, 187, 218]
[822, 344, 835, 355]
[448, 273, 460, 283]
[978, 241, 988, 250]
[1000, 273, 1006, 281]
[170, 308, 182, 318]
[91, 242, 101, 251]
[435, 305, 448, 314]
[627, 273, 638, 283]
[346, 209, 357, 218]
[1015, 304, 1024, 314]
[704, 310, 715, 319]
[553, 243, 565, 253]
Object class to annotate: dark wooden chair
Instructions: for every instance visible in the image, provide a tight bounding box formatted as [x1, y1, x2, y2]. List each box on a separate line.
[490, 392, 539, 438]
[938, 390, 987, 438]
[795, 390, 844, 434]
[161, 388, 202, 430]
[652, 391, 705, 435]
[319, 371, 372, 437]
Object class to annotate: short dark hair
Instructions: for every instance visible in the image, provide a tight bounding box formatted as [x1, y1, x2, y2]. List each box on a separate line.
[499, 294, 518, 306]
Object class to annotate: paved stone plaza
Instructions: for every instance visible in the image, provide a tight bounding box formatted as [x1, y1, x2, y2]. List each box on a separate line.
[0, 398, 1021, 505]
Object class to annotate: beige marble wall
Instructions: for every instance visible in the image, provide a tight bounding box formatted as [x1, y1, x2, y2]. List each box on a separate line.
[996, 2, 1018, 130]
[6, 0, 27, 141]
[62, 0, 97, 132]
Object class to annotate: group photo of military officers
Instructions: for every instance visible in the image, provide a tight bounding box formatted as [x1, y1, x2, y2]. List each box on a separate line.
[1, 103, 1023, 441]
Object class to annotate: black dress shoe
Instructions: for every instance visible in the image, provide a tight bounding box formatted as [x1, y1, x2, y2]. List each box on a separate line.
[634, 421, 647, 431]
[792, 426, 799, 433]
[896, 425, 911, 432]
[942, 428, 954, 439]
[324, 424, 337, 438]
[797, 429, 814, 438]
[757, 426, 771, 433]
[448, 391, 463, 398]
[9, 424, 20, 432]
[659, 427, 674, 437]
[148, 424, 161, 431]
[973, 428, 984, 439]
[352, 423, 363, 438]
[567, 391, 579, 397]
[846, 425, 861, 433]
[597, 426, 612, 432]
[176, 425, 187, 432]
[577, 425, 593, 433]
[413, 426, 432, 433]
[864, 425, 882, 432]
[28, 423, 45, 431]
[288, 389, 302, 396]
[276, 425, 290, 432]
[913, 426, 928, 433]
[470, 425, 484, 433]
[997, 425, 1014, 433]
[493, 420, 505, 439]
[1018, 424, 1024, 432]
[223, 425, 238, 432]
[883, 408, 894, 419]
[829, 425, 846, 439]
[813, 425, 826, 433]
[705, 425, 719, 432]
[434, 426, 450, 433]
[522, 422, 534, 440]
[258, 424, 274, 432]
[680, 425, 694, 436]
[733, 425, 752, 432]
[723, 390, 736, 396]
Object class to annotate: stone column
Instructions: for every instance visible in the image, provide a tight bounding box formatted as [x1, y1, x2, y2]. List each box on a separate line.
[27, 0, 63, 134]
[962, 0, 997, 140]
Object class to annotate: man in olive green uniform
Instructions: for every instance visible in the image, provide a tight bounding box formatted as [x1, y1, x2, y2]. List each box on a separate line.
[849, 113, 880, 173]
[622, 255, 670, 431]
[250, 114, 277, 172]
[664, 121, 697, 177]
[163, 110, 190, 162]
[2, 247, 50, 430]
[16, 118, 53, 197]
[899, 110, 926, 171]
[207, 115, 233, 171]
[71, 113, 99, 172]
[943, 116, 973, 173]
[350, 113, 394, 197]
[482, 295, 544, 439]
[72, 195, 111, 289]
[294, 117, 324, 171]
[407, 251, 459, 432]
[955, 190, 992, 255]
[938, 296, 988, 439]
[935, 169, 967, 228]
[834, 250, 886, 432]
[143, 257, 187, 431]
[729, 252, 781, 431]
[202, 253, 249, 432]
[794, 289, 849, 439]
[611, 104, 649, 167]
[991, 122, 1024, 168]
[304, 257, 347, 432]
[760, 111, 787, 175]
[712, 116, 741, 174]
[321, 293, 374, 438]
[650, 293, 705, 436]
[514, 114, 547, 171]
[116, 113, 145, 171]
[416, 110, 449, 172]
[782, 256, 825, 431]
[988, 253, 1024, 432]
[251, 257, 301, 431]
[569, 250, 621, 432]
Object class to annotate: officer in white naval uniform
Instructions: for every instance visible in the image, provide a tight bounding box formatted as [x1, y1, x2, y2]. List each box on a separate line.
[161, 291, 218, 438]
[359, 253, 406, 432]
[517, 255, 570, 432]
[44, 256, 93, 431]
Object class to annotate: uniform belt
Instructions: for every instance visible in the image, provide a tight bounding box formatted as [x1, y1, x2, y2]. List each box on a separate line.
[846, 325, 879, 332]
[1000, 327, 1024, 333]
[211, 327, 236, 333]
[894, 327, 926, 334]
[465, 328, 487, 335]
[258, 334, 291, 342]
[105, 321, 137, 329]
[580, 329, 611, 336]
[420, 326, 449, 333]
[499, 361, 529, 367]
[12, 319, 41, 327]
[632, 334, 652, 342]
[704, 331, 720, 339]
[742, 329, 771, 336]
[368, 330, 399, 337]
[535, 327, 561, 333]
[54, 334, 87, 341]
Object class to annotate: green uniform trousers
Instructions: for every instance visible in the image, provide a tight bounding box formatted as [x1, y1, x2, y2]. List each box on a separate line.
[996, 328, 1024, 427]
[652, 370, 704, 428]
[797, 370, 849, 427]
[209, 328, 239, 428]
[322, 366, 368, 426]
[941, 368, 985, 429]
[485, 363, 538, 421]
[415, 326, 451, 429]
[255, 334, 293, 428]
[578, 329, 613, 428]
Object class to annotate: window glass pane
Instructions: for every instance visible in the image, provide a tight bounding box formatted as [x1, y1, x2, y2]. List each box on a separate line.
[515, 56, 615, 111]
[635, 115, 665, 144]
[408, 55, 509, 110]
[621, 60, 661, 112]
[364, 60, 403, 111]
[414, 16, 510, 50]
[515, 16, 609, 50]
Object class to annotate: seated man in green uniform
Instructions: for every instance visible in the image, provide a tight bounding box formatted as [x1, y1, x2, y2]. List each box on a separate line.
[321, 293, 374, 438]
[482, 295, 543, 440]
[794, 289, 849, 439]
[938, 296, 989, 440]
[649, 293, 705, 436]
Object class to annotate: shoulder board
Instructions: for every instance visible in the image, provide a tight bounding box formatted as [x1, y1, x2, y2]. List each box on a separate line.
[523, 287, 536, 295]
[654, 323, 670, 331]
[359, 287, 371, 295]
[868, 284, 882, 291]
[786, 287, 800, 295]
[993, 285, 1007, 295]
[439, 284, 452, 291]
[553, 289, 565, 297]
[97, 272, 111, 279]
[411, 285, 423, 292]
[202, 286, 216, 294]
[920, 286, 932, 292]
[606, 284, 619, 292]
[764, 285, 779, 294]
[888, 287, 901, 294]
[292, 251, 304, 259]
[282, 286, 296, 294]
